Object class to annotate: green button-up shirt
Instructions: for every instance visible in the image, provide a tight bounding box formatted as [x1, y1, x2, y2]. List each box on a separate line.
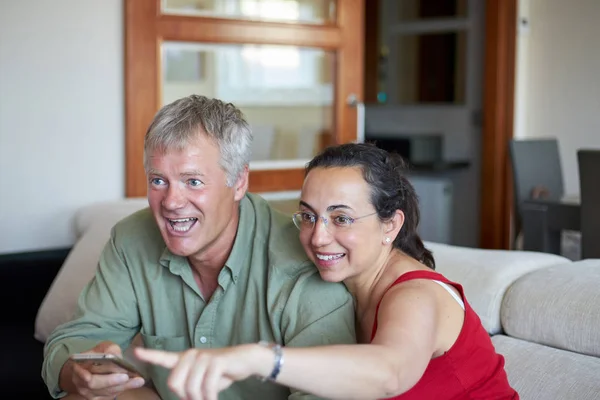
[42, 193, 355, 399]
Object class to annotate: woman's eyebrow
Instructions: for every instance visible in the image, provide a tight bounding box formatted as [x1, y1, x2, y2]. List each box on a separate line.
[299, 200, 315, 212]
[327, 204, 352, 212]
[299, 201, 352, 212]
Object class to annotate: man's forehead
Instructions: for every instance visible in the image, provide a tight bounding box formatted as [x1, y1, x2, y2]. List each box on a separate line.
[145, 150, 218, 175]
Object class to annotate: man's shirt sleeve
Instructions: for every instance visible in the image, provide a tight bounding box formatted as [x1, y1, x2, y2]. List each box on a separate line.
[41, 229, 140, 398]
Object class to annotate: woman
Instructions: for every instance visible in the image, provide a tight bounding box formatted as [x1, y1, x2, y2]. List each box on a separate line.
[136, 143, 518, 400]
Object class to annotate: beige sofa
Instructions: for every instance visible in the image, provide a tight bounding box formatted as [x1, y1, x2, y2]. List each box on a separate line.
[35, 199, 600, 400]
[428, 242, 600, 399]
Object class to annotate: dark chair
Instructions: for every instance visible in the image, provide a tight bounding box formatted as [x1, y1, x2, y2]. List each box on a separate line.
[509, 138, 564, 248]
[577, 149, 600, 259]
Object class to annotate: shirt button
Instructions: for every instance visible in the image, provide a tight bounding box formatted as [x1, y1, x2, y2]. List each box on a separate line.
[200, 336, 207, 344]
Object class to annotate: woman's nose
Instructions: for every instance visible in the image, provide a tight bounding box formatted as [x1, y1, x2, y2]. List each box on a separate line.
[311, 217, 333, 247]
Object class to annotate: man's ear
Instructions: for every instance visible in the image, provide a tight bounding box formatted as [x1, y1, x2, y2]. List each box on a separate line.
[233, 165, 249, 201]
[383, 209, 405, 244]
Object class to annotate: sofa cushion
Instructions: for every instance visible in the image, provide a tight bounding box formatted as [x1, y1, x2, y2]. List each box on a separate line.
[492, 334, 600, 400]
[425, 242, 570, 335]
[501, 259, 600, 357]
[34, 198, 148, 343]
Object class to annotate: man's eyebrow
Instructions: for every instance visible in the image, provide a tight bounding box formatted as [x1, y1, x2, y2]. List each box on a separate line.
[145, 169, 206, 177]
[146, 168, 162, 176]
[180, 170, 205, 177]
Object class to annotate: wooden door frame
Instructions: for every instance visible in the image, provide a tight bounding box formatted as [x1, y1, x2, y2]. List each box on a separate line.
[363, 0, 517, 250]
[479, 0, 517, 249]
[124, 0, 363, 197]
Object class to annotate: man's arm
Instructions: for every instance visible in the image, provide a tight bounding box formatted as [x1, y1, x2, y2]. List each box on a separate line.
[280, 267, 356, 399]
[42, 229, 140, 398]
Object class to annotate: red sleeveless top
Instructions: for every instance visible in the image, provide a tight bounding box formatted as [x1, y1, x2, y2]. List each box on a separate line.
[371, 270, 518, 400]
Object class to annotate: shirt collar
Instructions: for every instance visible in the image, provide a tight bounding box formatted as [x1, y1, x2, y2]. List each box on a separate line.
[223, 194, 255, 284]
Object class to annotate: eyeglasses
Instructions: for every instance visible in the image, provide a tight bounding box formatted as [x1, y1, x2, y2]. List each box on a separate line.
[292, 210, 378, 232]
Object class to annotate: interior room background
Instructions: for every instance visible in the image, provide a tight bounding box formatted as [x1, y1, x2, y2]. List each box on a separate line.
[1, 0, 599, 255]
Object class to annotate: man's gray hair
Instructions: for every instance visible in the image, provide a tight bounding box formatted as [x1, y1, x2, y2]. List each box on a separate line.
[143, 95, 253, 186]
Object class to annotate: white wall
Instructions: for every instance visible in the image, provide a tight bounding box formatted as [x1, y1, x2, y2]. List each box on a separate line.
[0, 0, 124, 254]
[514, 0, 600, 196]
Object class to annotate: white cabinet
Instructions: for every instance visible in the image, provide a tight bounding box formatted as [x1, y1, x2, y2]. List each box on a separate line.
[410, 177, 453, 244]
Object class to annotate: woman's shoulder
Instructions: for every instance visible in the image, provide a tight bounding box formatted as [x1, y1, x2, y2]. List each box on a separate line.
[369, 268, 443, 344]
[386, 254, 445, 286]
[375, 263, 449, 318]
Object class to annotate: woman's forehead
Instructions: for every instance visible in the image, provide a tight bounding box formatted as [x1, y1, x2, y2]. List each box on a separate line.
[302, 167, 371, 207]
[305, 166, 363, 181]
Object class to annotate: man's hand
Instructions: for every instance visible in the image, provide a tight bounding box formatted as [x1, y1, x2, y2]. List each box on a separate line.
[59, 341, 146, 400]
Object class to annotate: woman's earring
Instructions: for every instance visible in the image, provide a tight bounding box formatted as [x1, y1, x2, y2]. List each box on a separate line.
[385, 237, 391, 244]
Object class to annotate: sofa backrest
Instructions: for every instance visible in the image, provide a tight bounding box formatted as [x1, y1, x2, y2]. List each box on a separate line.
[425, 242, 570, 335]
[501, 259, 600, 357]
[35, 198, 149, 342]
[73, 198, 149, 239]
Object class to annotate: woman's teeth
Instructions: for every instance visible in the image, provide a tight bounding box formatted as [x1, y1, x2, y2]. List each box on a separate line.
[316, 253, 344, 261]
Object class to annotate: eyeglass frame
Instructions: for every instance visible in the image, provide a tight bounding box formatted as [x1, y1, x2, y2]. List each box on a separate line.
[292, 210, 379, 231]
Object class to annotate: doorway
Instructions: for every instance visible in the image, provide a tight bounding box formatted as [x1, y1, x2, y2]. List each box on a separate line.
[363, 0, 517, 249]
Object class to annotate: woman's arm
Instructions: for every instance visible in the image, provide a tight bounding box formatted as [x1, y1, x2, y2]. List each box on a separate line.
[135, 282, 441, 400]
[277, 281, 440, 399]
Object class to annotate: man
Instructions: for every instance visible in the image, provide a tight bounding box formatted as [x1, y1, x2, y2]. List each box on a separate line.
[42, 95, 355, 399]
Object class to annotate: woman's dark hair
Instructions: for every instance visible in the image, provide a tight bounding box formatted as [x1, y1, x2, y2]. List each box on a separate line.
[305, 142, 435, 270]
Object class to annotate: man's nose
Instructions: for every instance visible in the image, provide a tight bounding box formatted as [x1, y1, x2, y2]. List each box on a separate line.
[162, 184, 186, 209]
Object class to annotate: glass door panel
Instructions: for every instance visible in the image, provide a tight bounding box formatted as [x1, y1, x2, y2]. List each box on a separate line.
[162, 41, 334, 166]
[125, 0, 362, 196]
[162, 0, 337, 25]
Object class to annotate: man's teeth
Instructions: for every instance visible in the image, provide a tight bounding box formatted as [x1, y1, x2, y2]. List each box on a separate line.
[316, 254, 344, 261]
[168, 217, 197, 232]
[170, 218, 196, 223]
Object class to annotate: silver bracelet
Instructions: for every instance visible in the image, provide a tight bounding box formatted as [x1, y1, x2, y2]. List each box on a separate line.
[258, 341, 284, 382]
